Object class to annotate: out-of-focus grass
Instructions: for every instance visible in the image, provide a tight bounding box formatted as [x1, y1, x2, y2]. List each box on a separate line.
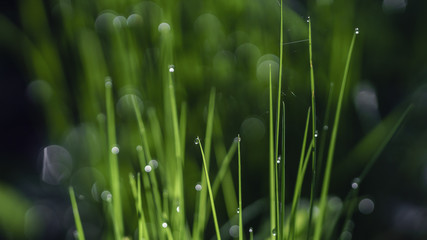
[1, 0, 424, 239]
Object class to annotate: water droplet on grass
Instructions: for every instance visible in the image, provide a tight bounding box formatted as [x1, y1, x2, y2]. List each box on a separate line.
[101, 190, 112, 202]
[194, 137, 200, 145]
[307, 16, 310, 23]
[323, 125, 329, 131]
[277, 156, 281, 164]
[105, 77, 112, 88]
[176, 206, 180, 212]
[351, 178, 360, 189]
[144, 165, 152, 173]
[355, 28, 360, 35]
[315, 130, 319, 138]
[158, 22, 171, 32]
[168, 64, 175, 72]
[236, 208, 240, 213]
[195, 183, 202, 191]
[234, 136, 241, 142]
[111, 146, 119, 154]
[249, 227, 253, 233]
[272, 228, 277, 236]
[162, 222, 168, 228]
[136, 145, 142, 151]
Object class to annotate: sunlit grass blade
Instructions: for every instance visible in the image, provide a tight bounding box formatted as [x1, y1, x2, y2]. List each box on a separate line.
[307, 16, 317, 240]
[104, 78, 123, 239]
[167, 65, 185, 238]
[132, 96, 163, 237]
[69, 186, 85, 240]
[136, 146, 159, 239]
[313, 30, 359, 240]
[288, 107, 311, 239]
[237, 134, 243, 240]
[269, 63, 276, 238]
[129, 173, 148, 239]
[195, 88, 216, 238]
[196, 137, 221, 240]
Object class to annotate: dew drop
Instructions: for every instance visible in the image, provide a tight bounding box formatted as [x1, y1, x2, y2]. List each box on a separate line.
[144, 165, 152, 173]
[168, 64, 175, 73]
[176, 206, 180, 212]
[351, 178, 360, 189]
[105, 77, 112, 88]
[234, 136, 241, 143]
[249, 227, 253, 233]
[111, 146, 120, 154]
[307, 16, 310, 23]
[355, 27, 360, 35]
[101, 190, 112, 202]
[162, 222, 168, 228]
[158, 22, 171, 32]
[277, 156, 281, 164]
[136, 145, 143, 152]
[314, 130, 319, 138]
[194, 137, 200, 145]
[272, 228, 277, 236]
[323, 125, 329, 131]
[236, 208, 240, 213]
[195, 183, 202, 191]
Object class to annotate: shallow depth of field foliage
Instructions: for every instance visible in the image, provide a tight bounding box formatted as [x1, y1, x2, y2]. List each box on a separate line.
[1, 0, 427, 239]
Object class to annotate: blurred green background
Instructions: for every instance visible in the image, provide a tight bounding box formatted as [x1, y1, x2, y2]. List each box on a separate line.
[1, 0, 427, 239]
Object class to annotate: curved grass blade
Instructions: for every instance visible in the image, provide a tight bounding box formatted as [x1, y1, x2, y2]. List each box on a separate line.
[196, 137, 221, 240]
[313, 30, 358, 240]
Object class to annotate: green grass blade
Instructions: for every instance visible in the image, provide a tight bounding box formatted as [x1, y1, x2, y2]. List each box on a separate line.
[238, 134, 243, 240]
[275, 1, 284, 237]
[104, 78, 123, 239]
[269, 63, 276, 238]
[69, 187, 85, 240]
[196, 88, 216, 237]
[316, 82, 334, 186]
[136, 147, 159, 239]
[213, 114, 238, 217]
[196, 137, 222, 240]
[288, 107, 311, 239]
[129, 173, 148, 240]
[307, 16, 318, 240]
[279, 102, 286, 239]
[203, 139, 238, 232]
[313, 30, 358, 240]
[212, 141, 238, 198]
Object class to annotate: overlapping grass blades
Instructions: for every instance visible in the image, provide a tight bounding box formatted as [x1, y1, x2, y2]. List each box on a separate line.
[313, 30, 359, 240]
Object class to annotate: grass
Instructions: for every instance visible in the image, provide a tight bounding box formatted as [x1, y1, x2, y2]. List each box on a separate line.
[1, 0, 415, 239]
